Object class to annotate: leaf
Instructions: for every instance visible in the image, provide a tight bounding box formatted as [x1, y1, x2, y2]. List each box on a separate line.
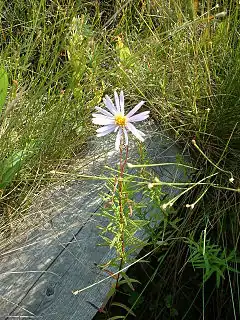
[121, 272, 139, 291]
[116, 36, 134, 68]
[0, 149, 28, 189]
[117, 279, 140, 287]
[165, 294, 173, 308]
[105, 285, 116, 302]
[110, 233, 121, 249]
[111, 302, 136, 317]
[0, 66, 8, 115]
[107, 316, 125, 320]
[100, 235, 113, 246]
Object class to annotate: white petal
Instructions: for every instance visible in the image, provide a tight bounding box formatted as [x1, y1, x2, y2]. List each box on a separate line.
[123, 127, 128, 146]
[126, 122, 145, 142]
[104, 95, 117, 115]
[96, 125, 116, 137]
[115, 128, 122, 150]
[92, 117, 115, 125]
[120, 91, 124, 114]
[114, 91, 120, 112]
[96, 124, 116, 133]
[126, 101, 145, 118]
[95, 106, 113, 117]
[92, 113, 112, 119]
[128, 111, 150, 122]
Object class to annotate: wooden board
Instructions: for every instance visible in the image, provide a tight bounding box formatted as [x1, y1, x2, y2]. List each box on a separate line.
[0, 122, 190, 319]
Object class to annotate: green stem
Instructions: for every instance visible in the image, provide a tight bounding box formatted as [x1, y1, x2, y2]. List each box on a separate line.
[115, 141, 128, 289]
[192, 139, 233, 180]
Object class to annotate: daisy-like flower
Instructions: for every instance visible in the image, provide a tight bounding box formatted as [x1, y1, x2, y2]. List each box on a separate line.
[92, 91, 150, 150]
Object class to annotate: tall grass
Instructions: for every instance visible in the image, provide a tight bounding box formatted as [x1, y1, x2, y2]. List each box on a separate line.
[0, 0, 107, 236]
[0, 0, 240, 317]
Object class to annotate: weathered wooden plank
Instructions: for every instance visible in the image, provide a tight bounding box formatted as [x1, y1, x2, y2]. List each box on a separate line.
[0, 122, 190, 319]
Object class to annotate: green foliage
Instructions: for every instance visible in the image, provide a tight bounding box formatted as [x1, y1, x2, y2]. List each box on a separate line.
[132, 166, 181, 245]
[120, 270, 140, 291]
[0, 0, 108, 223]
[67, 15, 103, 100]
[187, 234, 239, 288]
[111, 302, 136, 317]
[0, 67, 8, 114]
[115, 36, 135, 69]
[0, 140, 34, 191]
[0, 149, 28, 190]
[98, 171, 149, 267]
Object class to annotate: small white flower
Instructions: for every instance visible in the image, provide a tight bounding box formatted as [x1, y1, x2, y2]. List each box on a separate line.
[162, 203, 168, 210]
[127, 162, 133, 168]
[186, 203, 195, 209]
[229, 177, 234, 183]
[215, 11, 227, 19]
[92, 91, 150, 150]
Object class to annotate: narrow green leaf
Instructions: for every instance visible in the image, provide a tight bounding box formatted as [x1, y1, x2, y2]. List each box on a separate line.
[0, 149, 28, 189]
[121, 272, 139, 291]
[105, 285, 116, 301]
[216, 271, 221, 288]
[117, 279, 140, 287]
[111, 302, 136, 317]
[0, 66, 8, 114]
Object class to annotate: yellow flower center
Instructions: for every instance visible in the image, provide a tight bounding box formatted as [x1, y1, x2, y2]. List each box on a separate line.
[115, 114, 127, 127]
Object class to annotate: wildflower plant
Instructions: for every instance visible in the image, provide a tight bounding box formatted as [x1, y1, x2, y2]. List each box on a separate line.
[92, 91, 150, 290]
[187, 233, 239, 288]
